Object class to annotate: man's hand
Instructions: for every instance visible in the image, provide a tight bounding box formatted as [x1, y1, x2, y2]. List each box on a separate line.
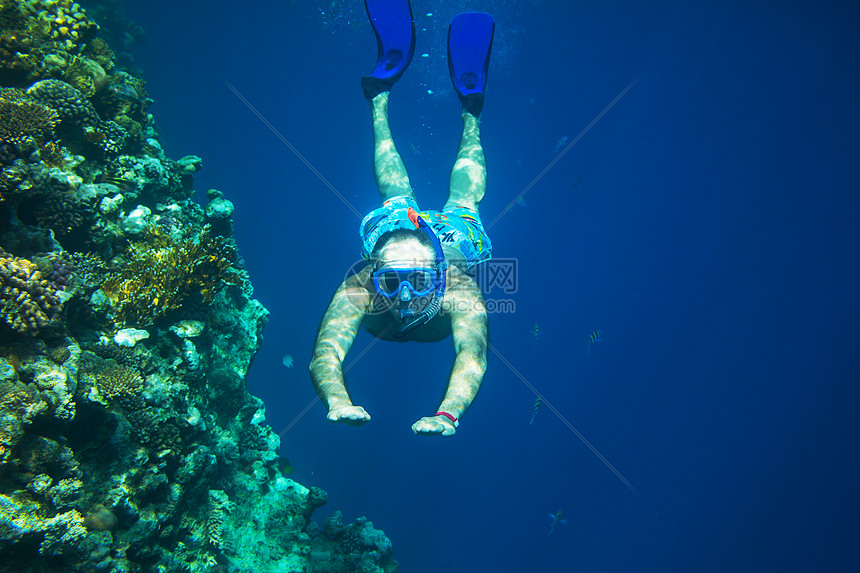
[412, 415, 457, 437]
[327, 405, 371, 426]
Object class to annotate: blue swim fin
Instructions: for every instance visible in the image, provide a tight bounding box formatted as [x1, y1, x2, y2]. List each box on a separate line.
[362, 0, 415, 99]
[448, 12, 495, 116]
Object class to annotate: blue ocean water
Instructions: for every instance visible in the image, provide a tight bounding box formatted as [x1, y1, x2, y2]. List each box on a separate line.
[125, 1, 860, 571]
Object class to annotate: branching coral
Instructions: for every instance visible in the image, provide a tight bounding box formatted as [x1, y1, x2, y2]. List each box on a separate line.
[93, 362, 143, 400]
[0, 88, 65, 166]
[207, 490, 232, 549]
[101, 226, 240, 327]
[0, 94, 59, 146]
[0, 248, 62, 335]
[67, 251, 106, 290]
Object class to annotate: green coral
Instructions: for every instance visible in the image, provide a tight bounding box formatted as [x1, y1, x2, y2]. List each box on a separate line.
[101, 225, 240, 327]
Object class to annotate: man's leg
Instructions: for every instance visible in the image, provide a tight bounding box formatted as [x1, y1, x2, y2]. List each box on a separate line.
[444, 111, 486, 213]
[370, 92, 413, 202]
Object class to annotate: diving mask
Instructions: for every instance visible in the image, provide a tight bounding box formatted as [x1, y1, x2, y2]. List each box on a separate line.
[372, 266, 437, 298]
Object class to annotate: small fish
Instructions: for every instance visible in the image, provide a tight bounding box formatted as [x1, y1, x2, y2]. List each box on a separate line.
[532, 323, 542, 351]
[109, 83, 154, 109]
[547, 509, 569, 536]
[529, 396, 542, 425]
[587, 330, 602, 354]
[553, 135, 569, 154]
[83, 129, 106, 143]
[278, 456, 294, 475]
[515, 196, 527, 208]
[282, 354, 294, 368]
[570, 177, 584, 188]
[109, 82, 145, 103]
[98, 175, 136, 191]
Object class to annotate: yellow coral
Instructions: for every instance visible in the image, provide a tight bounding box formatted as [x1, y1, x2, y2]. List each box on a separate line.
[32, 0, 99, 52]
[0, 249, 62, 336]
[0, 95, 59, 146]
[101, 226, 239, 327]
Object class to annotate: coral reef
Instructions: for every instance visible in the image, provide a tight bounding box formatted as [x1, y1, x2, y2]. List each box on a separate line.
[309, 512, 398, 573]
[0, 1, 397, 571]
[27, 78, 99, 129]
[0, 248, 63, 335]
[0, 92, 59, 146]
[100, 225, 240, 327]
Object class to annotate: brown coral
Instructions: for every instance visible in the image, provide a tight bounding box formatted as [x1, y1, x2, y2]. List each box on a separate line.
[0, 249, 62, 336]
[101, 226, 240, 327]
[83, 504, 116, 531]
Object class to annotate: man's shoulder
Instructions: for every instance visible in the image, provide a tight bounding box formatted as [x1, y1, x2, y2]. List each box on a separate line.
[341, 265, 373, 289]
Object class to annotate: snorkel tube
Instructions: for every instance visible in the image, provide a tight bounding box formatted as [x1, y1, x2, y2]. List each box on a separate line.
[395, 207, 447, 337]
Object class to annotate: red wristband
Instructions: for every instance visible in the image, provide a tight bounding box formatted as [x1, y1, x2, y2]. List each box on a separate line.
[435, 411, 458, 424]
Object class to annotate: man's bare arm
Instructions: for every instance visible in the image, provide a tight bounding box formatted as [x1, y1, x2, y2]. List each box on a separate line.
[309, 276, 371, 423]
[440, 304, 488, 419]
[412, 273, 488, 436]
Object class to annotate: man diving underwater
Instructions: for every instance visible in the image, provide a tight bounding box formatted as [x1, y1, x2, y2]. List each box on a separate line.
[310, 0, 495, 437]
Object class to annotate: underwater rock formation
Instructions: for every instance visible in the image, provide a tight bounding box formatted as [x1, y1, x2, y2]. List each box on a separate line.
[0, 1, 397, 571]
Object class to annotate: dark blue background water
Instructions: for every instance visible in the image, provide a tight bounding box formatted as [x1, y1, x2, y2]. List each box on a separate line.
[124, 1, 860, 571]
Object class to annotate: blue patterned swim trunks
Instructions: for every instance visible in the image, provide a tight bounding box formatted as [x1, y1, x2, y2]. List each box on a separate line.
[359, 196, 492, 270]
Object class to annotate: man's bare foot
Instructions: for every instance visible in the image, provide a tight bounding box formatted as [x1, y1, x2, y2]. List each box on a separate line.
[412, 415, 457, 437]
[327, 405, 371, 426]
